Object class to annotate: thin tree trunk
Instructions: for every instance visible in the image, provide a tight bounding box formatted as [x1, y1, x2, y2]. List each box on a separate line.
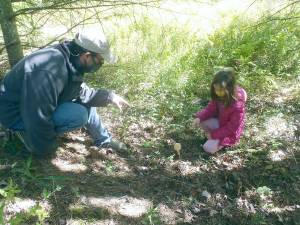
[0, 0, 23, 67]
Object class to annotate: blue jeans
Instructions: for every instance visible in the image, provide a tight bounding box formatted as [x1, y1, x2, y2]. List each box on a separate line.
[11, 102, 111, 148]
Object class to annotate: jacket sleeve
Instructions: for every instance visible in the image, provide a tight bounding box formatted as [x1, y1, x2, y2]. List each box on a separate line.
[210, 102, 244, 140]
[76, 82, 113, 107]
[195, 101, 217, 121]
[20, 70, 65, 154]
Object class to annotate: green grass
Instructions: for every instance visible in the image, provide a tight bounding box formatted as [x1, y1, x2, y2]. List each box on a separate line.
[92, 9, 300, 151]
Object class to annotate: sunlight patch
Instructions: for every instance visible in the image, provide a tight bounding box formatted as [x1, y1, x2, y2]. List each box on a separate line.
[148, 0, 274, 37]
[4, 198, 50, 221]
[268, 205, 298, 213]
[236, 197, 256, 214]
[67, 219, 119, 225]
[74, 196, 152, 218]
[5, 198, 36, 215]
[157, 203, 178, 225]
[51, 158, 87, 173]
[264, 113, 296, 140]
[91, 159, 133, 177]
[268, 150, 287, 162]
[65, 142, 89, 155]
[40, 24, 68, 38]
[274, 83, 300, 105]
[167, 161, 200, 176]
[215, 155, 245, 170]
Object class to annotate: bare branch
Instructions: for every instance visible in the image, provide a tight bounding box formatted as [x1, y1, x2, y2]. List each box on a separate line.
[12, 0, 160, 17]
[269, 0, 300, 17]
[253, 15, 300, 27]
[250, 1, 300, 28]
[37, 6, 117, 49]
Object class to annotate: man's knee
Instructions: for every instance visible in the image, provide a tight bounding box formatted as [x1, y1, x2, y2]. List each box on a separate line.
[54, 103, 89, 132]
[72, 105, 89, 127]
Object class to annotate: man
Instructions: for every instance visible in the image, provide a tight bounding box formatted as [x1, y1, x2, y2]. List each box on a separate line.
[0, 30, 129, 157]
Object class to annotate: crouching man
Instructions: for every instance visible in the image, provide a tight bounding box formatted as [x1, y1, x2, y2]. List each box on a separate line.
[0, 30, 128, 157]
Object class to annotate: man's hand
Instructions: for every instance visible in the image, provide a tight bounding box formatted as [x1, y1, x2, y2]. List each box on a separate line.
[110, 93, 130, 111]
[192, 118, 201, 128]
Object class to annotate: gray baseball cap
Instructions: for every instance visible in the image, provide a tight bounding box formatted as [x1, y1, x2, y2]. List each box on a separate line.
[74, 30, 117, 64]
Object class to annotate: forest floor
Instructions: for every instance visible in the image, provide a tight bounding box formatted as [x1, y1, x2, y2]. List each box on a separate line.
[0, 79, 299, 225]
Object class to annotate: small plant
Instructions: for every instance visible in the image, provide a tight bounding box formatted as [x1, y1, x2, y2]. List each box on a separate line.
[104, 160, 117, 174]
[142, 207, 162, 225]
[13, 157, 36, 181]
[28, 204, 49, 225]
[41, 185, 62, 200]
[0, 178, 21, 201]
[249, 212, 267, 225]
[0, 178, 20, 224]
[0, 178, 49, 224]
[256, 186, 272, 198]
[143, 141, 154, 148]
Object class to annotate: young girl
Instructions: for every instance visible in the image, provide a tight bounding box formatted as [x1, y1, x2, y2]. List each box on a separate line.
[193, 67, 247, 154]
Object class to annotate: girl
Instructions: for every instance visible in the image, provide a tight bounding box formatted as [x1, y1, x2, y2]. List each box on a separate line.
[193, 67, 247, 154]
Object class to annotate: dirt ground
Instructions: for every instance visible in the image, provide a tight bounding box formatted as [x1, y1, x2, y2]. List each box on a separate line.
[0, 82, 300, 225]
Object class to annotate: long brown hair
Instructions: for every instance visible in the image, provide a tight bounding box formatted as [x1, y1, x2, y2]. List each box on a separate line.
[210, 67, 236, 107]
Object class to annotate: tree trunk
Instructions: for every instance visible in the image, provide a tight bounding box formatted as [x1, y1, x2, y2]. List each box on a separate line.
[0, 0, 23, 67]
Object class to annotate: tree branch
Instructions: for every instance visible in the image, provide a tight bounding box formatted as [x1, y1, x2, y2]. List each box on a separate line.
[12, 0, 159, 17]
[250, 1, 300, 27]
[254, 16, 300, 27]
[37, 6, 117, 49]
[269, 0, 300, 17]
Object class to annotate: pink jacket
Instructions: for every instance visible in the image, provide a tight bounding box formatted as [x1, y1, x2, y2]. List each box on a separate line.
[195, 87, 247, 146]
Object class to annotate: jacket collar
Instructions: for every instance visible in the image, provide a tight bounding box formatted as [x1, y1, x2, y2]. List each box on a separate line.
[54, 41, 84, 82]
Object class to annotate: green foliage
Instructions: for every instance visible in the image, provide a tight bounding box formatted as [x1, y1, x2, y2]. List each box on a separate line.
[98, 11, 300, 131]
[189, 15, 300, 95]
[142, 207, 162, 225]
[0, 178, 49, 224]
[104, 160, 117, 174]
[7, 203, 49, 225]
[0, 178, 21, 201]
[41, 185, 62, 200]
[0, 201, 4, 225]
[248, 213, 267, 225]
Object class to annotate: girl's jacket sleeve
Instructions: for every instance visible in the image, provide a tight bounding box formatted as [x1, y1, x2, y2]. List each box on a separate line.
[195, 100, 217, 121]
[210, 101, 245, 140]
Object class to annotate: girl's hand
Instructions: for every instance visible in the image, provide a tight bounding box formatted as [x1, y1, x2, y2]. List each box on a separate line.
[192, 118, 201, 128]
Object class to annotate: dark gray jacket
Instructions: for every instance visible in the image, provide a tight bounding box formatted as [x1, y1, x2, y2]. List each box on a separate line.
[0, 41, 112, 153]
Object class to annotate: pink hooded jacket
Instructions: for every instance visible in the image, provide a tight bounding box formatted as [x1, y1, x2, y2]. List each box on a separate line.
[195, 87, 247, 146]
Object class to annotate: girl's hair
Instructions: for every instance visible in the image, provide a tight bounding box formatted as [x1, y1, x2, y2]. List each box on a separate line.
[210, 67, 237, 106]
